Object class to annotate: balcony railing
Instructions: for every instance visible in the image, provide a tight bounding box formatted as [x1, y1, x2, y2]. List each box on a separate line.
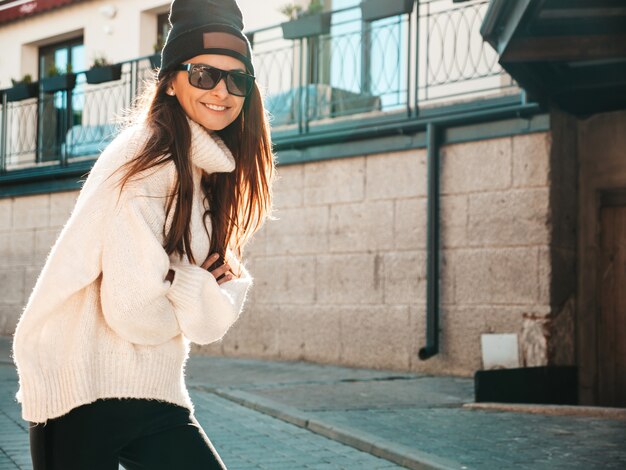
[0, 0, 519, 175]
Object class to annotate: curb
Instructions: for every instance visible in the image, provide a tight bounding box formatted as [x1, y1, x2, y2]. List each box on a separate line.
[191, 385, 465, 470]
[464, 402, 626, 420]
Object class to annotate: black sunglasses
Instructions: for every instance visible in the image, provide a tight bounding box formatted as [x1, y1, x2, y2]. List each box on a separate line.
[175, 63, 255, 97]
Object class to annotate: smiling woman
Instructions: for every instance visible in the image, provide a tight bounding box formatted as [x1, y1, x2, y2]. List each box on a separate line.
[12, 0, 276, 469]
[168, 55, 252, 131]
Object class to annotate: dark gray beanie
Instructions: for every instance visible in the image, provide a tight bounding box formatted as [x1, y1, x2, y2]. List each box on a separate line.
[158, 0, 254, 80]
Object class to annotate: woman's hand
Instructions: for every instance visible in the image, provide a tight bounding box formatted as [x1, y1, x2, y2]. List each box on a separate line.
[165, 252, 238, 286]
[202, 252, 237, 286]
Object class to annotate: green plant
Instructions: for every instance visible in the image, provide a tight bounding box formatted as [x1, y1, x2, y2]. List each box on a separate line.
[47, 65, 61, 77]
[279, 3, 303, 20]
[11, 74, 33, 86]
[279, 0, 324, 20]
[91, 54, 110, 68]
[307, 0, 323, 14]
[46, 64, 72, 77]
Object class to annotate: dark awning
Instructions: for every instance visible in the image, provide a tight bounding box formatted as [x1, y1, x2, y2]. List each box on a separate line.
[480, 0, 626, 116]
[0, 0, 89, 26]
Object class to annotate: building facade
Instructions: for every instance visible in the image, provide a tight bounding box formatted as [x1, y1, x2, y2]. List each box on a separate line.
[1, 0, 623, 406]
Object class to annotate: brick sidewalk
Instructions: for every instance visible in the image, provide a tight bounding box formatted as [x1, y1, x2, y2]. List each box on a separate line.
[0, 364, 402, 470]
[2, 336, 626, 469]
[185, 357, 626, 470]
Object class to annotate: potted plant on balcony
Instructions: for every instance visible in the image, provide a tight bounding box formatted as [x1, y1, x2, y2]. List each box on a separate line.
[360, 0, 415, 22]
[85, 54, 123, 84]
[5, 74, 38, 102]
[280, 0, 331, 40]
[149, 34, 165, 69]
[41, 65, 77, 93]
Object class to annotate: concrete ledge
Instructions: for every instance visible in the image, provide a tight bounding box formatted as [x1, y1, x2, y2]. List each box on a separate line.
[463, 402, 626, 420]
[192, 385, 465, 470]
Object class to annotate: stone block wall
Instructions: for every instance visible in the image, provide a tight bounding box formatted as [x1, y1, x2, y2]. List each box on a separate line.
[196, 132, 556, 376]
[1, 131, 559, 376]
[0, 192, 77, 336]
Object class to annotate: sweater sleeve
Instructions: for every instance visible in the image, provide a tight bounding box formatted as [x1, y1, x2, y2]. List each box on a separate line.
[221, 247, 254, 317]
[100, 187, 253, 346]
[166, 248, 254, 345]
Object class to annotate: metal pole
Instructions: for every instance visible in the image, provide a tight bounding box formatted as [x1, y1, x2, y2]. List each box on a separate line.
[129, 60, 137, 107]
[61, 89, 71, 167]
[304, 38, 312, 134]
[406, 10, 412, 117]
[361, 19, 371, 95]
[414, 0, 420, 116]
[0, 93, 7, 174]
[425, 0, 430, 102]
[419, 122, 440, 360]
[297, 38, 304, 135]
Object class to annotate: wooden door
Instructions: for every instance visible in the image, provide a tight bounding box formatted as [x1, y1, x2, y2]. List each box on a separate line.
[598, 205, 626, 407]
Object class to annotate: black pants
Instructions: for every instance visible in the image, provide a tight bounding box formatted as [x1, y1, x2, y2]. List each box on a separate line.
[29, 398, 227, 470]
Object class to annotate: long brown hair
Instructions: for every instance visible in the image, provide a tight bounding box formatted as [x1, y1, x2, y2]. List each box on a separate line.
[110, 69, 275, 273]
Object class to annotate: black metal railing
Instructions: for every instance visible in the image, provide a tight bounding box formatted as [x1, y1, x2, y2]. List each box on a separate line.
[420, 0, 513, 102]
[0, 0, 517, 174]
[0, 58, 156, 172]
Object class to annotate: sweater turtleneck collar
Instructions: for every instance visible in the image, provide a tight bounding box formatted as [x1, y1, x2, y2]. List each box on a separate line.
[186, 116, 236, 175]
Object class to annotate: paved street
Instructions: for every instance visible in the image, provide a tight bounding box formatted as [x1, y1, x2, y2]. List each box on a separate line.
[1, 336, 625, 469]
[0, 364, 400, 470]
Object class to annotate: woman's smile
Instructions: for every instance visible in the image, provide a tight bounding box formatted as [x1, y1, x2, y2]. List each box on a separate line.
[202, 102, 229, 112]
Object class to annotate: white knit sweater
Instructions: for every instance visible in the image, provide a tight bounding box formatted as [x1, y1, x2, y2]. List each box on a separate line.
[12, 116, 254, 424]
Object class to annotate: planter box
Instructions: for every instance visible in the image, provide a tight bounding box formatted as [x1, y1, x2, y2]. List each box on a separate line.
[41, 73, 76, 93]
[149, 54, 161, 69]
[361, 0, 414, 22]
[5, 82, 38, 102]
[85, 64, 123, 84]
[281, 12, 332, 40]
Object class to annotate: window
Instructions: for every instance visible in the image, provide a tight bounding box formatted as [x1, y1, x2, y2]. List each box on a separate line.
[157, 12, 171, 48]
[328, 0, 409, 111]
[39, 38, 84, 80]
[38, 38, 85, 162]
